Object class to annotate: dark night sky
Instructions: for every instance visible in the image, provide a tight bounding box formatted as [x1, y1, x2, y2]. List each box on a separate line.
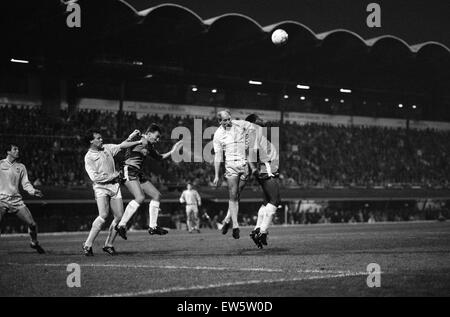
[126, 0, 450, 47]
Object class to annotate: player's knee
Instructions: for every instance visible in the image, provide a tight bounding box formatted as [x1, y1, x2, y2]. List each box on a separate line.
[153, 191, 162, 202]
[268, 199, 280, 209]
[99, 210, 109, 219]
[135, 194, 145, 204]
[228, 189, 238, 201]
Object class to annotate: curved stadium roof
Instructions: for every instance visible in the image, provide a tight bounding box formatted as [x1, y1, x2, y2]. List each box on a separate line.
[1, 1, 448, 93]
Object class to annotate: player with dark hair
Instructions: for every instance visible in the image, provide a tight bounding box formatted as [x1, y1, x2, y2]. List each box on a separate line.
[245, 114, 281, 248]
[115, 124, 182, 239]
[0, 144, 45, 253]
[82, 129, 143, 256]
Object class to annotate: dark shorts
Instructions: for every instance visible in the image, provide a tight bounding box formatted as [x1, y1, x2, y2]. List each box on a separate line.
[256, 170, 280, 181]
[257, 175, 281, 206]
[123, 165, 149, 183]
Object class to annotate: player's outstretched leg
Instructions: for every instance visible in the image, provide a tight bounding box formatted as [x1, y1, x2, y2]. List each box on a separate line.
[258, 204, 277, 246]
[142, 181, 168, 235]
[221, 209, 232, 234]
[83, 216, 105, 256]
[226, 176, 241, 239]
[103, 218, 119, 256]
[250, 204, 266, 249]
[105, 198, 123, 255]
[116, 180, 145, 239]
[16, 206, 45, 254]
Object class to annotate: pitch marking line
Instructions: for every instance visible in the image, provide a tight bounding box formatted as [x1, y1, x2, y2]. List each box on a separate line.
[4, 262, 369, 276]
[4, 262, 283, 273]
[96, 271, 369, 297]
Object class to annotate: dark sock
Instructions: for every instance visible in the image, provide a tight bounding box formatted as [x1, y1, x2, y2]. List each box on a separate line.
[29, 225, 38, 243]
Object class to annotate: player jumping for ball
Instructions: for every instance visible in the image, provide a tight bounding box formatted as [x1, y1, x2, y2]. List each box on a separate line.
[213, 110, 253, 239]
[82, 129, 144, 256]
[0, 144, 45, 254]
[245, 114, 281, 248]
[115, 124, 182, 239]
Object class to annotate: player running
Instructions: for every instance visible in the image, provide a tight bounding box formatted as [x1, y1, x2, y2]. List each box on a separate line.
[0, 144, 45, 254]
[82, 129, 144, 256]
[213, 110, 253, 239]
[115, 124, 182, 239]
[245, 114, 281, 249]
[179, 183, 202, 233]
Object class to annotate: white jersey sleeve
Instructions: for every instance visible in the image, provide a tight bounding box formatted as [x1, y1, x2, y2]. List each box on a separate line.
[103, 144, 121, 157]
[19, 164, 36, 196]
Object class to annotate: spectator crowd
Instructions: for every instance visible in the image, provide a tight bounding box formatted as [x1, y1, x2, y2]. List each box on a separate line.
[1, 104, 449, 189]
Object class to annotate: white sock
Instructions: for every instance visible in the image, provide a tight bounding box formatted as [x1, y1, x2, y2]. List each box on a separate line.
[85, 216, 105, 247]
[229, 200, 239, 229]
[223, 208, 231, 223]
[149, 200, 160, 228]
[255, 204, 266, 230]
[260, 203, 277, 233]
[105, 219, 119, 247]
[119, 200, 140, 227]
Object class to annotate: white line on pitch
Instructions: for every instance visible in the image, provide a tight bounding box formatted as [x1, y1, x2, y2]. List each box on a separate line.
[96, 272, 368, 297]
[4, 262, 370, 276]
[4, 262, 285, 273]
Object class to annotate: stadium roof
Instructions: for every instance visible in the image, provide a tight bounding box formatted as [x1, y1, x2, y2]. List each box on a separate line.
[1, 1, 449, 94]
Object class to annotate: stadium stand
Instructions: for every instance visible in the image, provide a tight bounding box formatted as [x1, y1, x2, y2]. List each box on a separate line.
[1, 105, 449, 190]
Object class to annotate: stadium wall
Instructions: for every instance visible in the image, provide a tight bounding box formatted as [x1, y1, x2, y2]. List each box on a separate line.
[76, 97, 450, 131]
[2, 95, 450, 130]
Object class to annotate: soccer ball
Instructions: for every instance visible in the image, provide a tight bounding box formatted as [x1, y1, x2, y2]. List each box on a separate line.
[271, 29, 288, 45]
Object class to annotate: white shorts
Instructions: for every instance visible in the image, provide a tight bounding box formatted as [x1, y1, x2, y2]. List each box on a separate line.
[186, 205, 199, 215]
[93, 183, 122, 200]
[224, 160, 250, 181]
[0, 194, 25, 213]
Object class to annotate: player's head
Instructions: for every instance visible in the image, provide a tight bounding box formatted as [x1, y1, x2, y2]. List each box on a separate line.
[245, 114, 264, 126]
[144, 124, 161, 144]
[217, 110, 232, 128]
[85, 129, 103, 150]
[5, 144, 19, 160]
[186, 183, 192, 190]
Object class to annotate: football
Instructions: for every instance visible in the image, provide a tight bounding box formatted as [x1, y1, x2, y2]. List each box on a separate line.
[271, 29, 288, 45]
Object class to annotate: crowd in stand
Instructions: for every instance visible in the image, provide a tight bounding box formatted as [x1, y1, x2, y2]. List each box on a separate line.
[1, 104, 449, 189]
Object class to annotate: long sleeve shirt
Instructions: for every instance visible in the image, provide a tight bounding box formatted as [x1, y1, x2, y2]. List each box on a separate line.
[0, 159, 36, 197]
[84, 144, 121, 184]
[180, 189, 201, 205]
[213, 120, 253, 162]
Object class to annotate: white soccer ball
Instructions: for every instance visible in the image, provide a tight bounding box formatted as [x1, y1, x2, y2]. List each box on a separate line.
[271, 29, 288, 45]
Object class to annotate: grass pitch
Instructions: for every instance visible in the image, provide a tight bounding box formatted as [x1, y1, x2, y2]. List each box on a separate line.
[1, 221, 449, 296]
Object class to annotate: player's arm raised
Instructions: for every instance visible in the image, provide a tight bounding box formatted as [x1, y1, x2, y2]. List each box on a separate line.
[118, 130, 147, 150]
[150, 140, 183, 160]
